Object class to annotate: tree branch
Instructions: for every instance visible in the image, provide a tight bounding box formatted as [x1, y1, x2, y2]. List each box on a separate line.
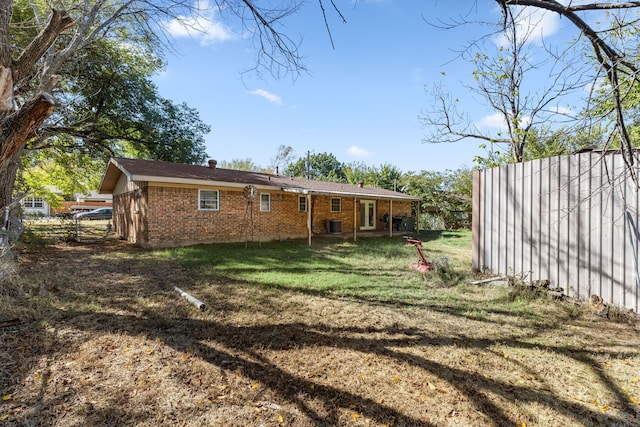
[1, 93, 56, 170]
[13, 9, 74, 83]
[497, 0, 639, 173]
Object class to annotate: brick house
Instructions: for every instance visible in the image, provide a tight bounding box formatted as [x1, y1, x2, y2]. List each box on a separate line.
[99, 157, 420, 248]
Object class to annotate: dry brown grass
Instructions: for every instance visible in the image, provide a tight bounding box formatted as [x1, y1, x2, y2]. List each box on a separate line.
[1, 233, 640, 426]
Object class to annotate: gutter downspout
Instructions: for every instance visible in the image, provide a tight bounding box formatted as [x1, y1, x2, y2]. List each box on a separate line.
[307, 194, 312, 246]
[353, 197, 357, 242]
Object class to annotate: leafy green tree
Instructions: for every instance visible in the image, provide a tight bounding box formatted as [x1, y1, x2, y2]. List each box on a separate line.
[268, 145, 295, 174]
[342, 161, 374, 185]
[285, 152, 346, 182]
[219, 159, 264, 172]
[18, 35, 209, 202]
[373, 164, 403, 191]
[1, 0, 343, 207]
[403, 169, 472, 230]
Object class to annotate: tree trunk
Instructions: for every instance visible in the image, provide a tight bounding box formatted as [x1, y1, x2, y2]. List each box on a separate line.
[0, 152, 19, 208]
[0, 92, 56, 168]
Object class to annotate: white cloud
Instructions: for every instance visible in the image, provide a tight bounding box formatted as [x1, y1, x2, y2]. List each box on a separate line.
[494, 5, 561, 47]
[476, 112, 532, 129]
[477, 112, 506, 129]
[249, 89, 283, 106]
[161, 0, 234, 45]
[347, 146, 374, 158]
[549, 105, 574, 116]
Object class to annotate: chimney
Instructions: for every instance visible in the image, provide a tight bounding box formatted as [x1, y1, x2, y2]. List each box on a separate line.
[358, 181, 364, 188]
[208, 159, 217, 169]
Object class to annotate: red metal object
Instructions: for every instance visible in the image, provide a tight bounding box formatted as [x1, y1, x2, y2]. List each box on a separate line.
[404, 237, 432, 272]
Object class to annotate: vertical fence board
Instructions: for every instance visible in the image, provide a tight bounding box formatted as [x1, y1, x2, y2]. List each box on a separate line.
[514, 162, 524, 277]
[473, 151, 640, 312]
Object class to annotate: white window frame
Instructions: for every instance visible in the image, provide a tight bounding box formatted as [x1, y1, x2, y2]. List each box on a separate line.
[134, 190, 141, 213]
[260, 193, 271, 212]
[24, 196, 44, 209]
[330, 197, 341, 213]
[198, 189, 219, 211]
[298, 196, 307, 212]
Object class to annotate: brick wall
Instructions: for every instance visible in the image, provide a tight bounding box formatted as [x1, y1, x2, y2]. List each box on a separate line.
[144, 186, 310, 247]
[114, 183, 414, 248]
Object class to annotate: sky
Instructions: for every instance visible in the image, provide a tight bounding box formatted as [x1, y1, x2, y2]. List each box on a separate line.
[152, 0, 582, 173]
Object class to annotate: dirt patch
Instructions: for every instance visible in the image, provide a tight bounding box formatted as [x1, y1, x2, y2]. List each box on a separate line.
[2, 240, 640, 426]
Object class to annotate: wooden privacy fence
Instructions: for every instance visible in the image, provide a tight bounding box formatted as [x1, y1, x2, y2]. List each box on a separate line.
[472, 151, 640, 313]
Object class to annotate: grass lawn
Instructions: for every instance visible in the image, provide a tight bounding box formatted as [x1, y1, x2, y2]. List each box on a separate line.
[1, 227, 639, 426]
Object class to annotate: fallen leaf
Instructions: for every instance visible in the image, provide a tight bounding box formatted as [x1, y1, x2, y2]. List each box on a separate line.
[276, 414, 284, 423]
[2, 394, 11, 401]
[392, 377, 400, 383]
[351, 412, 361, 421]
[251, 383, 259, 389]
[180, 353, 192, 362]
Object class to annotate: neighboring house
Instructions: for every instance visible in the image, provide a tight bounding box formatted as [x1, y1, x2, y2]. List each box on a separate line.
[22, 186, 63, 216]
[22, 195, 53, 216]
[472, 150, 640, 313]
[99, 158, 421, 248]
[22, 188, 113, 216]
[56, 191, 113, 215]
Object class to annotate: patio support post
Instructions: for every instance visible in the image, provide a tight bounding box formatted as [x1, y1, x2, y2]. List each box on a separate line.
[389, 199, 393, 237]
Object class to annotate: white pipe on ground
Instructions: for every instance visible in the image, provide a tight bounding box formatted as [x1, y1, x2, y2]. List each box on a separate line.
[174, 286, 206, 311]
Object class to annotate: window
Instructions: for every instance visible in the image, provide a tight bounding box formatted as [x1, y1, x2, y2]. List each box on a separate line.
[134, 190, 141, 213]
[24, 197, 44, 209]
[298, 196, 307, 212]
[198, 189, 219, 210]
[260, 193, 271, 212]
[330, 197, 341, 213]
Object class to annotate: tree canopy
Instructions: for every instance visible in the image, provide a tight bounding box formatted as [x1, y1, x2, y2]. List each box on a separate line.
[1, 0, 344, 205]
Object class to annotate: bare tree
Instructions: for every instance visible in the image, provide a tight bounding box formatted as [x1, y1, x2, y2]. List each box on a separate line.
[421, 6, 585, 163]
[494, 1, 640, 170]
[422, 1, 640, 171]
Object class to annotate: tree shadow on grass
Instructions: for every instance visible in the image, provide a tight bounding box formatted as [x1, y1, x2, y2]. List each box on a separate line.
[52, 308, 639, 427]
[4, 240, 640, 426]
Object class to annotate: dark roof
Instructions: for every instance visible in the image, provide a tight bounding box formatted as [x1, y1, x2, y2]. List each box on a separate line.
[99, 158, 419, 201]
